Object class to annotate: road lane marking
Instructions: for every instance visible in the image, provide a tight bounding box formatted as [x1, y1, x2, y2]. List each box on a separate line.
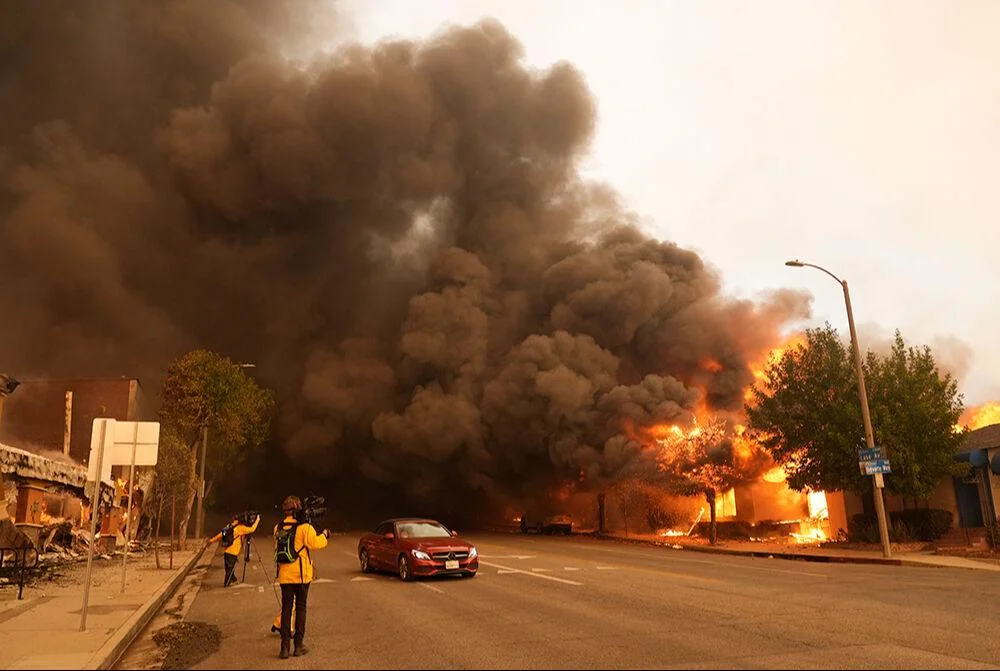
[530, 568, 551, 572]
[312, 578, 335, 583]
[479, 561, 582, 585]
[420, 583, 444, 594]
[350, 576, 375, 582]
[478, 555, 536, 560]
[595, 566, 617, 570]
[564, 567, 580, 571]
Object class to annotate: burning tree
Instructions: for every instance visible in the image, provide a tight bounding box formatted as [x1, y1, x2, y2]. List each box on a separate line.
[652, 415, 767, 545]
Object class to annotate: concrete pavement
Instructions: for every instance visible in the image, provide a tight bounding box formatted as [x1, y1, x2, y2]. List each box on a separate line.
[0, 546, 201, 670]
[147, 531, 1000, 669]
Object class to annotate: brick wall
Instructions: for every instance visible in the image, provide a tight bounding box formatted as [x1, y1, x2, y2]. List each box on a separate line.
[0, 378, 146, 464]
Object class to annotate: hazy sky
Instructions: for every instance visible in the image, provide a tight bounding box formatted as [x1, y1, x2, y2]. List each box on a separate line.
[339, 0, 1000, 405]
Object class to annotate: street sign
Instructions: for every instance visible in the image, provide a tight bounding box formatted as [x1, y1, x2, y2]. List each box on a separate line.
[860, 459, 892, 476]
[858, 447, 886, 462]
[87, 419, 160, 482]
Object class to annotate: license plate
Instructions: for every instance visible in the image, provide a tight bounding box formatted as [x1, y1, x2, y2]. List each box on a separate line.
[445, 559, 459, 570]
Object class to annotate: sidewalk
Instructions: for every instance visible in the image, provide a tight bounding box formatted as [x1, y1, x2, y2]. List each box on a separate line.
[594, 530, 1000, 571]
[0, 546, 203, 670]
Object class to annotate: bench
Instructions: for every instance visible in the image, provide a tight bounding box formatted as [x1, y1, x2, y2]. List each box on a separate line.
[0, 546, 40, 600]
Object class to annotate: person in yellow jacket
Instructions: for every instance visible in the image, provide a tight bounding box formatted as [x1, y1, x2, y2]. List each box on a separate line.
[273, 495, 330, 659]
[207, 513, 260, 587]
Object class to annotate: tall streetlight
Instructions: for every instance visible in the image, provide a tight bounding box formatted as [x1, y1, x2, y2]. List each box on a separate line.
[195, 362, 256, 540]
[784, 260, 892, 559]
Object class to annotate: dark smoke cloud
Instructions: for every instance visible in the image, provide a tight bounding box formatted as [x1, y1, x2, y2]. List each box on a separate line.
[0, 1, 811, 514]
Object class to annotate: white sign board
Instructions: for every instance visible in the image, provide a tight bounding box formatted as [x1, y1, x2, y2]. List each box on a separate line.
[87, 418, 161, 482]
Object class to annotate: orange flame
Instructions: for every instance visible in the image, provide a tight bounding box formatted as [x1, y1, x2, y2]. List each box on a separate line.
[745, 332, 808, 402]
[955, 402, 1000, 432]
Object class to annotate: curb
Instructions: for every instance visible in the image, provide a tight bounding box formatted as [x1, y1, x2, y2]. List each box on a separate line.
[677, 543, 904, 566]
[582, 532, 1000, 570]
[83, 545, 207, 670]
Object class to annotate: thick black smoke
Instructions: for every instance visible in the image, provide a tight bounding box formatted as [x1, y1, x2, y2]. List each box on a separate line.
[0, 1, 810, 515]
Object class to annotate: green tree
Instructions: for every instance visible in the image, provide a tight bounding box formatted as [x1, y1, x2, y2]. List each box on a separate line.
[149, 426, 190, 566]
[745, 325, 861, 493]
[864, 332, 966, 502]
[746, 324, 965, 502]
[158, 350, 273, 548]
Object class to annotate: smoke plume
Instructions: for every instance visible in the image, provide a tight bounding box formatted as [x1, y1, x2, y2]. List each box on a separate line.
[0, 1, 811, 514]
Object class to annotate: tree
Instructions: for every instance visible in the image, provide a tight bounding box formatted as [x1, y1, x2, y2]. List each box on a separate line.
[149, 426, 189, 567]
[746, 324, 965, 502]
[864, 332, 966, 502]
[655, 416, 766, 545]
[159, 350, 273, 549]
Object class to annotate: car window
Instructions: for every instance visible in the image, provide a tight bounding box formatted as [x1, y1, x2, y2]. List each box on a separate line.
[374, 522, 393, 536]
[395, 521, 451, 538]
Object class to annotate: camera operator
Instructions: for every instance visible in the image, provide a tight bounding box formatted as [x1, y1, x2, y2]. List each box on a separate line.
[206, 511, 260, 587]
[273, 495, 330, 659]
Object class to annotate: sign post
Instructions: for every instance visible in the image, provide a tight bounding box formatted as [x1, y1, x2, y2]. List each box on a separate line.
[80, 418, 111, 632]
[112, 421, 160, 593]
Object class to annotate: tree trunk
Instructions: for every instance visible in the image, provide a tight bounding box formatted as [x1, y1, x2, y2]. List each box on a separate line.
[154, 493, 164, 570]
[706, 489, 718, 545]
[597, 492, 607, 535]
[177, 444, 199, 550]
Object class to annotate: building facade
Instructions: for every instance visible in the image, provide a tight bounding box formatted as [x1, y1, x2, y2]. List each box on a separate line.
[0, 378, 147, 464]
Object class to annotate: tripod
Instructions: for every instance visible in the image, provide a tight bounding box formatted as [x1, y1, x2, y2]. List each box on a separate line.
[242, 535, 281, 608]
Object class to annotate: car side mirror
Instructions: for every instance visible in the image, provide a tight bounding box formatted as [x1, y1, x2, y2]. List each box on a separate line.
[384, 532, 394, 540]
[451, 530, 458, 537]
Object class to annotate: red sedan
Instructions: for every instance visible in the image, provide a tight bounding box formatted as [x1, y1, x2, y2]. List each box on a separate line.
[357, 518, 478, 581]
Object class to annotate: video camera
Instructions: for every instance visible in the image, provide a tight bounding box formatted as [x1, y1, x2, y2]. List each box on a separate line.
[298, 495, 327, 526]
[235, 509, 259, 527]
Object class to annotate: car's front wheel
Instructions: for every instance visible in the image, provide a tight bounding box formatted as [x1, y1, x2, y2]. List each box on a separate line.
[398, 554, 413, 582]
[359, 548, 372, 573]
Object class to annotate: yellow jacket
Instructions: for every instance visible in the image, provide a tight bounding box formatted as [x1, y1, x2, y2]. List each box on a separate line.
[274, 516, 328, 584]
[210, 515, 260, 557]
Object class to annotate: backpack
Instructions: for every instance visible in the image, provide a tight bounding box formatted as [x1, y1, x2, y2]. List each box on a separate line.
[274, 522, 302, 565]
[220, 523, 235, 549]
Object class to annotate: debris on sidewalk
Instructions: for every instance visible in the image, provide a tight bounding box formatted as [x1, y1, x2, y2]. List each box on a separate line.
[153, 621, 222, 670]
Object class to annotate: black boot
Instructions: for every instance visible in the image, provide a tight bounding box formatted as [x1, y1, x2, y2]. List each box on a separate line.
[279, 639, 290, 659]
[293, 637, 309, 657]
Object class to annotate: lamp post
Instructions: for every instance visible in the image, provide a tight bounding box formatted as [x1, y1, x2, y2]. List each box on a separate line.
[194, 362, 256, 540]
[785, 260, 892, 559]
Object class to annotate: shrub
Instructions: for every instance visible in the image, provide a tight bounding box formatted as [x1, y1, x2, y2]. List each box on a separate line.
[846, 508, 953, 543]
[986, 522, 1000, 549]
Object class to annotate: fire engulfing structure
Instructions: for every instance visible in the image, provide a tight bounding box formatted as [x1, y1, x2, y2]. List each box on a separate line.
[0, 2, 814, 512]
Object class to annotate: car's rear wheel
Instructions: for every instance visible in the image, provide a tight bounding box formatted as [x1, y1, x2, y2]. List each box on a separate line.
[359, 548, 372, 573]
[462, 571, 476, 578]
[398, 554, 413, 582]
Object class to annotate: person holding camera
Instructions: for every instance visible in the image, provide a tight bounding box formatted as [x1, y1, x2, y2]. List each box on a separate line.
[207, 511, 260, 587]
[273, 495, 330, 659]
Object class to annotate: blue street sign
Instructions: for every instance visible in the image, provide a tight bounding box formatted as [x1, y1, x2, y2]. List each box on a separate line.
[858, 447, 886, 462]
[860, 459, 891, 476]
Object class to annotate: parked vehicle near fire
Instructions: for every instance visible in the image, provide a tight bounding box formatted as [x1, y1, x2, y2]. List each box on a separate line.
[357, 518, 478, 581]
[519, 512, 573, 535]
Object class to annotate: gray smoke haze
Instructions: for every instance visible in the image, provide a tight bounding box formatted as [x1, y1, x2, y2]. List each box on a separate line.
[0, 1, 811, 510]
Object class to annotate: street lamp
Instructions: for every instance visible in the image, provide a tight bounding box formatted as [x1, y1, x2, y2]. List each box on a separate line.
[784, 259, 892, 559]
[195, 361, 257, 540]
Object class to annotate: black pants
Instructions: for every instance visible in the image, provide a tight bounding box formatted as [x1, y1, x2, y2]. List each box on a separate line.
[224, 553, 238, 586]
[280, 583, 310, 642]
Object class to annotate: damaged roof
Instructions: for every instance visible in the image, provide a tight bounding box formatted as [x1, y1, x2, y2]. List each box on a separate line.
[0, 442, 87, 489]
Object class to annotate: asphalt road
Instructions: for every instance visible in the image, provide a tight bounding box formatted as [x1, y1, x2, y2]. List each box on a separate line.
[128, 532, 1000, 669]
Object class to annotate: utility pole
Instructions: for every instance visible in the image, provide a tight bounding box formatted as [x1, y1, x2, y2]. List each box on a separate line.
[195, 424, 208, 540]
[785, 260, 892, 558]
